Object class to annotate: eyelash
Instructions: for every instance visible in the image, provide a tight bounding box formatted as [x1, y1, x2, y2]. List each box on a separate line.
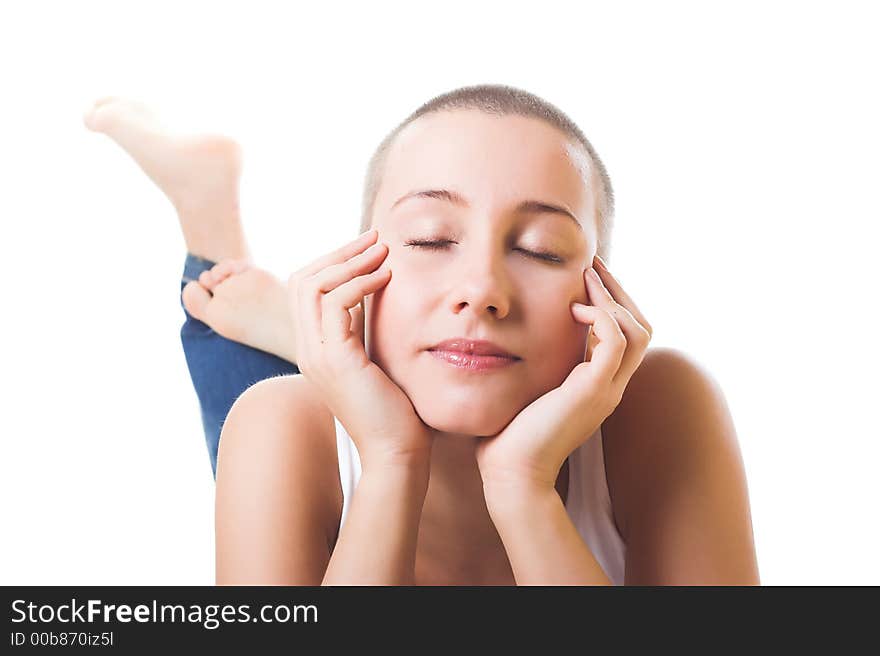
[403, 239, 563, 264]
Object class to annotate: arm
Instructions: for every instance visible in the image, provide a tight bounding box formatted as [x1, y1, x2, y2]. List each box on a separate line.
[485, 483, 612, 585]
[215, 376, 340, 585]
[603, 347, 761, 585]
[215, 375, 432, 586]
[322, 460, 430, 585]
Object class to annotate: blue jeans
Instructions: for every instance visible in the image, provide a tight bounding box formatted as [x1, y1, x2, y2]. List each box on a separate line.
[180, 253, 300, 479]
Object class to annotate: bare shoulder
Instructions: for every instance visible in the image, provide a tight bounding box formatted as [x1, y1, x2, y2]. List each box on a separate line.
[215, 374, 343, 583]
[221, 373, 344, 536]
[220, 373, 338, 466]
[601, 346, 760, 584]
[602, 345, 730, 533]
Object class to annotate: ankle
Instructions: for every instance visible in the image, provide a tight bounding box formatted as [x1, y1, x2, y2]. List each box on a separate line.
[176, 202, 251, 263]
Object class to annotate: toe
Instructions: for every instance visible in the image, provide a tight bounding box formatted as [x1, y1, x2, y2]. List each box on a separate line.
[182, 281, 212, 320]
[210, 260, 237, 284]
[210, 258, 251, 284]
[82, 104, 103, 131]
[229, 258, 250, 274]
[198, 270, 215, 290]
[82, 98, 119, 132]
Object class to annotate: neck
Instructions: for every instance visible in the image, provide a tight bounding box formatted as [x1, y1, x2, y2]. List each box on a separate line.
[422, 426, 571, 513]
[422, 428, 487, 518]
[428, 426, 479, 459]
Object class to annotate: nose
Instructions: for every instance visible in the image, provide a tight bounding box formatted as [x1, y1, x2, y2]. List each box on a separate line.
[448, 253, 512, 320]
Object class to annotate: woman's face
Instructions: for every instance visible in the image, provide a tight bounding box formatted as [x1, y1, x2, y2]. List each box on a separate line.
[365, 109, 599, 437]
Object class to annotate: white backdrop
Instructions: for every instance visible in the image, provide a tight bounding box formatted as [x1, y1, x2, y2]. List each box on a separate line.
[1, 0, 877, 585]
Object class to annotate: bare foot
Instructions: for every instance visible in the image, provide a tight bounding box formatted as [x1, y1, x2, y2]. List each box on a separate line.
[83, 96, 249, 262]
[182, 259, 297, 364]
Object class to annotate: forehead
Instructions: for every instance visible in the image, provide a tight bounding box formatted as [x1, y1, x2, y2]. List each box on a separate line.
[378, 110, 596, 225]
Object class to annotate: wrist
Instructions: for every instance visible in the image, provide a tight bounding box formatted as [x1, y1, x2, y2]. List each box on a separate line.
[483, 477, 557, 520]
[361, 452, 431, 486]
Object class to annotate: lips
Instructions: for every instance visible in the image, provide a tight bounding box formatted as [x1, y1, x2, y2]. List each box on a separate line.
[427, 338, 520, 359]
[427, 350, 519, 371]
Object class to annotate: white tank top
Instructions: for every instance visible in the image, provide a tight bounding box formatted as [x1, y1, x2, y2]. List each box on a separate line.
[333, 417, 627, 585]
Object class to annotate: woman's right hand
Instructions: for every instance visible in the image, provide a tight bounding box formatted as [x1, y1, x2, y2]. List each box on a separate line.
[288, 228, 433, 470]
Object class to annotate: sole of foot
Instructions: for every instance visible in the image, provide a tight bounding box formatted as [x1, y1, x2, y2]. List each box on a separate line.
[182, 259, 297, 363]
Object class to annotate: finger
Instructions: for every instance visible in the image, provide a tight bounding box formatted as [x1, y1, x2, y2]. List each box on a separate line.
[350, 302, 365, 347]
[584, 266, 638, 333]
[584, 266, 650, 384]
[593, 256, 652, 336]
[322, 268, 391, 344]
[312, 242, 388, 292]
[570, 303, 626, 384]
[585, 325, 598, 361]
[288, 269, 327, 374]
[293, 241, 387, 362]
[297, 229, 379, 278]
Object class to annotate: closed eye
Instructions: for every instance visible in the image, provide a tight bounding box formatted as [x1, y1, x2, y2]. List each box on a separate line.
[404, 239, 563, 264]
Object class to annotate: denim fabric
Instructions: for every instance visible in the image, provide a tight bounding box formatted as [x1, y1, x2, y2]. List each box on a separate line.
[180, 253, 299, 478]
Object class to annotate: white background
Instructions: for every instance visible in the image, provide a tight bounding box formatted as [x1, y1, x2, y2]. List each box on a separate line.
[1, 1, 877, 585]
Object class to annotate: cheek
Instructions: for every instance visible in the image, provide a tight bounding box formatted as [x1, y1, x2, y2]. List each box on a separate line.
[365, 279, 423, 364]
[526, 297, 590, 372]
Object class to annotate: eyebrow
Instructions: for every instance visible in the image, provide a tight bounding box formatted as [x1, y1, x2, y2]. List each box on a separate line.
[391, 188, 582, 229]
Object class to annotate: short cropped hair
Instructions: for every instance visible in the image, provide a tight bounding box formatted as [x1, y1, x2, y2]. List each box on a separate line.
[360, 83, 615, 260]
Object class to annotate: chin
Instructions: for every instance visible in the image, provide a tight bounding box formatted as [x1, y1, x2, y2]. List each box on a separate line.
[406, 386, 520, 437]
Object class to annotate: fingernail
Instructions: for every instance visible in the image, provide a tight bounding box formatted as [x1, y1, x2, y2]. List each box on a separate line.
[594, 255, 608, 270]
[588, 267, 601, 281]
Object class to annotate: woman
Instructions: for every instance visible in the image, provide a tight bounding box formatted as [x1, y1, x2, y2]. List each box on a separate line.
[84, 84, 760, 585]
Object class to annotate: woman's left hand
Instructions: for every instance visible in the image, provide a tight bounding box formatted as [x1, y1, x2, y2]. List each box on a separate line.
[476, 255, 653, 494]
